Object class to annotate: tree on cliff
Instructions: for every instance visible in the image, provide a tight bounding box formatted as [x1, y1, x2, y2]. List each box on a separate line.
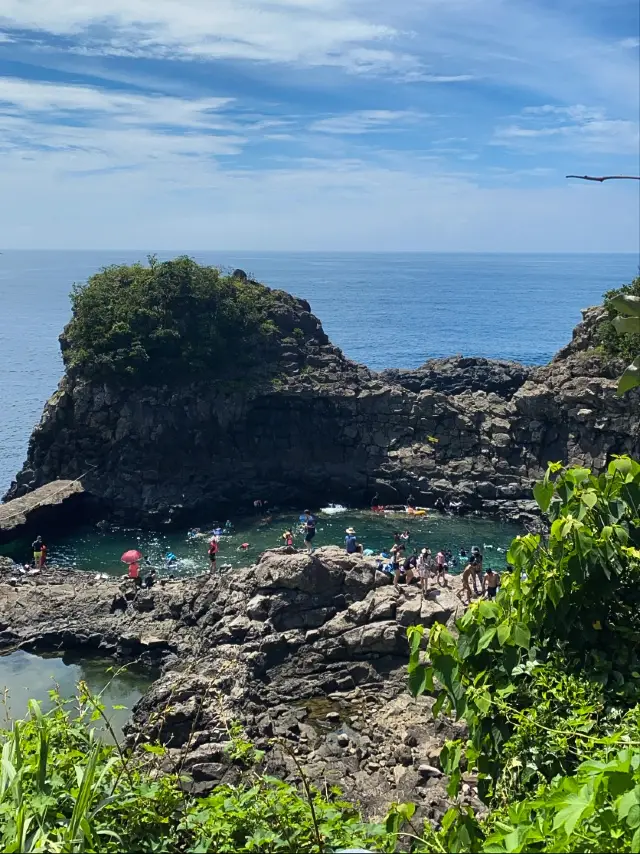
[598, 275, 640, 395]
[61, 256, 297, 383]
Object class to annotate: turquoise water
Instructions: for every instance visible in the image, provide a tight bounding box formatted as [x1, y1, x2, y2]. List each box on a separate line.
[1, 507, 520, 575]
[1, 251, 638, 493]
[0, 650, 154, 741]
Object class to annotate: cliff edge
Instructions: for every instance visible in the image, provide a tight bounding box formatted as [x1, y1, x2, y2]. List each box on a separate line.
[4, 258, 639, 525]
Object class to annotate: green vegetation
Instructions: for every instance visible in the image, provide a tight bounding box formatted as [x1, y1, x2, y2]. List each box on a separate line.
[0, 686, 388, 853]
[62, 256, 300, 383]
[5, 456, 640, 852]
[597, 275, 640, 394]
[407, 456, 640, 852]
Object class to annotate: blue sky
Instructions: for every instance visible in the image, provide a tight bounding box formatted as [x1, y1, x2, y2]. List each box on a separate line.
[0, 0, 638, 250]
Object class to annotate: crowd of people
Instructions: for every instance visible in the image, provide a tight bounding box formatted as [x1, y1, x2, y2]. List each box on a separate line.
[22, 504, 501, 608]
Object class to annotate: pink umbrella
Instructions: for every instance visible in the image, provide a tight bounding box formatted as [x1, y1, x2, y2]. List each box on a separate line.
[121, 549, 143, 564]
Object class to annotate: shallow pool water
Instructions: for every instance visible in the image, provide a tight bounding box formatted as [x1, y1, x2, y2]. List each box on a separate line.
[1, 508, 520, 577]
[0, 650, 154, 741]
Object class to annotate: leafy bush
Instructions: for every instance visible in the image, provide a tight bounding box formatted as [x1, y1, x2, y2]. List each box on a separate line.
[61, 256, 301, 384]
[597, 275, 640, 394]
[0, 688, 388, 853]
[407, 456, 640, 852]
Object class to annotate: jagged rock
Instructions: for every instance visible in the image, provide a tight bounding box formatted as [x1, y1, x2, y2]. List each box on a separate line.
[4, 302, 638, 526]
[0, 547, 483, 822]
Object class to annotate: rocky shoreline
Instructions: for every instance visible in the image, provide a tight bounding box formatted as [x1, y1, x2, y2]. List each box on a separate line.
[4, 296, 638, 535]
[0, 547, 482, 824]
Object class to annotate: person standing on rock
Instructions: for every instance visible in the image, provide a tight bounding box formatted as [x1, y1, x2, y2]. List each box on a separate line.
[32, 535, 44, 568]
[370, 492, 380, 510]
[435, 549, 448, 587]
[470, 546, 484, 594]
[302, 511, 316, 552]
[402, 552, 417, 585]
[208, 537, 219, 571]
[391, 546, 403, 591]
[483, 567, 500, 599]
[417, 549, 431, 596]
[458, 561, 475, 604]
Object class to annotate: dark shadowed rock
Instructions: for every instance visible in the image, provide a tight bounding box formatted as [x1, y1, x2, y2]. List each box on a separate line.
[380, 356, 532, 397]
[4, 296, 638, 526]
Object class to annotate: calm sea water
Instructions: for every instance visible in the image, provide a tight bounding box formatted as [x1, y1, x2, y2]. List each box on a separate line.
[0, 650, 153, 740]
[0, 251, 638, 493]
[0, 507, 520, 575]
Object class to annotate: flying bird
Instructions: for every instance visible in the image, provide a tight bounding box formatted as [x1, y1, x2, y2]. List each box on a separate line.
[566, 175, 640, 182]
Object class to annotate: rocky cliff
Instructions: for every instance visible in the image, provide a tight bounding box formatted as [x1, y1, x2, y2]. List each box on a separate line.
[0, 548, 481, 822]
[4, 294, 639, 526]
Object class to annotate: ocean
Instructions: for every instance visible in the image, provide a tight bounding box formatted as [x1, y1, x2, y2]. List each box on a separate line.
[0, 251, 638, 494]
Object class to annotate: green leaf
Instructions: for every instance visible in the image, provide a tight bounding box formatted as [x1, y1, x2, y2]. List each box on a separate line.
[629, 804, 640, 830]
[408, 625, 424, 655]
[440, 741, 462, 776]
[618, 787, 640, 820]
[617, 357, 640, 396]
[553, 786, 594, 837]
[632, 827, 640, 854]
[447, 768, 462, 800]
[545, 577, 564, 608]
[497, 621, 512, 646]
[581, 490, 598, 509]
[533, 480, 554, 513]
[475, 690, 492, 716]
[409, 666, 433, 698]
[478, 600, 499, 620]
[513, 623, 531, 650]
[476, 627, 496, 653]
[432, 691, 447, 719]
[611, 293, 640, 317]
[613, 316, 640, 335]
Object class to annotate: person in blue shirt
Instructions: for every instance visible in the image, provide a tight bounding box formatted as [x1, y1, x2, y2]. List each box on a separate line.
[345, 527, 363, 555]
[302, 510, 317, 552]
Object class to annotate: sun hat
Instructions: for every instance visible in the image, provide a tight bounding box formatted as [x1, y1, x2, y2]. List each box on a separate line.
[346, 527, 356, 535]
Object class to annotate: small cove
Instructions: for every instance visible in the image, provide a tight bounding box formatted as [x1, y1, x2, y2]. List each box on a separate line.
[0, 649, 155, 741]
[0, 509, 521, 577]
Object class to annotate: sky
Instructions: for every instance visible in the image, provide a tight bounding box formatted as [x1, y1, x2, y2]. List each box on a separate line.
[0, 0, 639, 251]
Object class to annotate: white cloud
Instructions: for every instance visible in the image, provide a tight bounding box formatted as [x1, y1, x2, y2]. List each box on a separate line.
[494, 103, 640, 155]
[380, 0, 640, 112]
[1, 153, 638, 252]
[309, 110, 424, 134]
[0, 0, 409, 73]
[0, 77, 232, 126]
[0, 77, 248, 172]
[619, 37, 640, 49]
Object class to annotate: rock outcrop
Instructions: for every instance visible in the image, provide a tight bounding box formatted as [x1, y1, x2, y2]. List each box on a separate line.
[4, 299, 639, 527]
[0, 480, 91, 546]
[0, 548, 480, 822]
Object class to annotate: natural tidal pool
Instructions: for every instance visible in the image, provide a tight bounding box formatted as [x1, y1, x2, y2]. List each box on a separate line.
[1, 508, 521, 577]
[0, 650, 155, 741]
